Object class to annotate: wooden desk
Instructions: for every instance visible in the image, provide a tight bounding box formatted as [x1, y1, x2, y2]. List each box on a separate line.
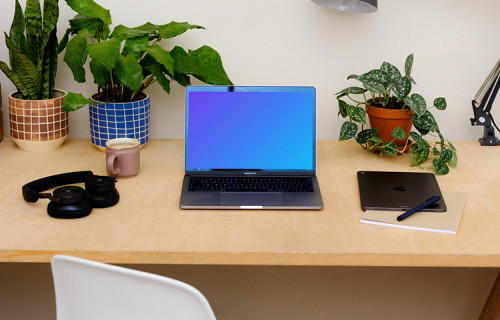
[1, 138, 499, 318]
[0, 138, 499, 267]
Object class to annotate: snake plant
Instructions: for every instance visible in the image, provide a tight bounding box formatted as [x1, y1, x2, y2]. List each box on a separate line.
[0, 0, 60, 100]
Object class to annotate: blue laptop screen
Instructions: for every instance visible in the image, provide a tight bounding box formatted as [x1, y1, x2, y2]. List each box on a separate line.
[185, 86, 316, 172]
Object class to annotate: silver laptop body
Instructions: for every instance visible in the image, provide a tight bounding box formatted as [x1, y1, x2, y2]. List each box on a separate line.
[180, 86, 323, 210]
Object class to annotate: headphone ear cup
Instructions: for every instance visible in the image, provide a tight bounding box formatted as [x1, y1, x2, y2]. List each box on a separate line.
[85, 188, 120, 208]
[47, 199, 93, 219]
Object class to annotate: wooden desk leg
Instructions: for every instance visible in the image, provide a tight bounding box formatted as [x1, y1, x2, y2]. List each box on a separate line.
[479, 270, 500, 320]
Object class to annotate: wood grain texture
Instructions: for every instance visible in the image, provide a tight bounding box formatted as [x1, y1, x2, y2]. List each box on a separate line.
[1, 138, 500, 267]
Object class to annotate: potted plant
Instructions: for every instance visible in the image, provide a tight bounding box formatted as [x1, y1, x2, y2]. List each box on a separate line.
[0, 0, 68, 151]
[58, 0, 233, 150]
[336, 54, 456, 175]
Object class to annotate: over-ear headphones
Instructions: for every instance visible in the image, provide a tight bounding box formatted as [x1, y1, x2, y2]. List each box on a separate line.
[22, 171, 120, 219]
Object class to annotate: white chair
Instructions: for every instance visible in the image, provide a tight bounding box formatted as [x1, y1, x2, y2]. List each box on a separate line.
[51, 255, 217, 320]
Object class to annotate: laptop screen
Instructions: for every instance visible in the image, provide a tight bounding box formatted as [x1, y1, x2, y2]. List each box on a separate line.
[185, 86, 316, 173]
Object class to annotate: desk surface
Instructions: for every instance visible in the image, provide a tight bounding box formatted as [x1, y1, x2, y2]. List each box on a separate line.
[1, 138, 499, 267]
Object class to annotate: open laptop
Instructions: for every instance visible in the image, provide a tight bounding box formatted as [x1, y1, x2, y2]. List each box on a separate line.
[180, 86, 323, 210]
[357, 171, 446, 211]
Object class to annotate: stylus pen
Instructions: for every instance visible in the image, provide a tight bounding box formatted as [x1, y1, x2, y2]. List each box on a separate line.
[397, 195, 441, 222]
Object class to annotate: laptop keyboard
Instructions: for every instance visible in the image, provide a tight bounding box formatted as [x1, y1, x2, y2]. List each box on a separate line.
[188, 176, 314, 192]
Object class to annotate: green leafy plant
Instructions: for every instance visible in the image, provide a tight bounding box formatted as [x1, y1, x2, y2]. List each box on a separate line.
[336, 54, 456, 175]
[59, 0, 233, 111]
[0, 0, 60, 100]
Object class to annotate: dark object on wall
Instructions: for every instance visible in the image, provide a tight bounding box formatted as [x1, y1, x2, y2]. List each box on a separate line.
[22, 171, 119, 219]
[471, 59, 500, 146]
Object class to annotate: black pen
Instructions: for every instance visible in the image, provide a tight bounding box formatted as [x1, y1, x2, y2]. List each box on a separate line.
[397, 196, 441, 221]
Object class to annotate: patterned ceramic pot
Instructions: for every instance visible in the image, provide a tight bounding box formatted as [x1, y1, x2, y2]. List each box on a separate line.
[9, 89, 68, 151]
[89, 93, 150, 151]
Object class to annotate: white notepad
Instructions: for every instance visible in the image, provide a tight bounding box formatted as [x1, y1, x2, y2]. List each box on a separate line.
[360, 191, 467, 234]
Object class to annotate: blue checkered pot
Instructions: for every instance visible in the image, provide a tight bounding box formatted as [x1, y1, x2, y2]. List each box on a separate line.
[89, 93, 150, 150]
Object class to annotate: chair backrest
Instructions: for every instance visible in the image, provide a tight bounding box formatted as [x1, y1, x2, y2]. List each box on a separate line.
[51, 255, 217, 320]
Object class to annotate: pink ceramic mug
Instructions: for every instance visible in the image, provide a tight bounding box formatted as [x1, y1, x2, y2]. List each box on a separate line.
[105, 138, 140, 178]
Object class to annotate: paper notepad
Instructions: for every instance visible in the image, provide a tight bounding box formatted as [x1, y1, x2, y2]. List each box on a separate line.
[360, 191, 467, 234]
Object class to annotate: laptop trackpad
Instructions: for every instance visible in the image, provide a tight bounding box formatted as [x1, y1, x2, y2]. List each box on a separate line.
[220, 192, 283, 207]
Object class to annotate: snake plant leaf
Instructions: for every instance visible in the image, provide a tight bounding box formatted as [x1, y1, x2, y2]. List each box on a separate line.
[64, 29, 90, 82]
[434, 97, 447, 110]
[25, 0, 42, 66]
[114, 53, 143, 93]
[40, 0, 59, 52]
[413, 110, 438, 131]
[62, 92, 92, 112]
[143, 61, 171, 94]
[405, 53, 414, 78]
[391, 127, 406, 140]
[381, 142, 398, 156]
[390, 76, 411, 100]
[145, 44, 175, 76]
[5, 34, 41, 99]
[69, 14, 109, 40]
[433, 159, 449, 175]
[406, 93, 426, 117]
[40, 29, 58, 99]
[356, 128, 378, 144]
[359, 69, 389, 93]
[188, 45, 233, 85]
[87, 37, 121, 71]
[158, 21, 204, 40]
[380, 62, 401, 83]
[65, 0, 112, 25]
[335, 87, 367, 95]
[122, 35, 149, 60]
[339, 121, 358, 141]
[411, 143, 430, 166]
[0, 61, 30, 98]
[9, 0, 27, 72]
[89, 59, 110, 87]
[348, 106, 366, 124]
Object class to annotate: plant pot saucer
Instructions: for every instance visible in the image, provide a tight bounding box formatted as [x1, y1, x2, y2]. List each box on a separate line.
[373, 140, 413, 155]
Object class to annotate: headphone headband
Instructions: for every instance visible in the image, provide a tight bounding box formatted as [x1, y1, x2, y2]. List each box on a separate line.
[22, 171, 95, 202]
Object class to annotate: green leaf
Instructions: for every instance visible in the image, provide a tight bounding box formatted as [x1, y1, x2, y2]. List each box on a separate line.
[347, 74, 359, 80]
[405, 53, 414, 77]
[87, 38, 121, 71]
[4, 34, 41, 99]
[40, 0, 59, 54]
[391, 126, 406, 140]
[62, 92, 92, 112]
[335, 86, 367, 95]
[158, 21, 205, 39]
[411, 143, 430, 166]
[433, 159, 450, 175]
[348, 106, 366, 124]
[110, 23, 158, 39]
[63, 29, 90, 82]
[412, 111, 438, 131]
[25, 0, 42, 66]
[390, 76, 411, 100]
[338, 99, 348, 117]
[406, 93, 426, 117]
[89, 59, 110, 87]
[433, 146, 440, 155]
[0, 60, 30, 98]
[40, 28, 58, 99]
[381, 142, 398, 156]
[439, 147, 453, 163]
[65, 0, 112, 25]
[188, 45, 233, 85]
[69, 14, 109, 40]
[409, 131, 424, 147]
[356, 128, 378, 144]
[114, 53, 143, 93]
[339, 121, 358, 141]
[145, 44, 175, 76]
[122, 35, 149, 60]
[9, 0, 27, 72]
[143, 61, 171, 94]
[359, 69, 389, 93]
[449, 148, 458, 168]
[380, 62, 401, 83]
[434, 97, 447, 110]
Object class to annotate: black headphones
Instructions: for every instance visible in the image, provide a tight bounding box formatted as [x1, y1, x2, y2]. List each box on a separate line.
[22, 171, 120, 219]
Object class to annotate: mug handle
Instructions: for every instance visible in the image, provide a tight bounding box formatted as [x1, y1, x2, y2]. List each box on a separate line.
[106, 154, 120, 175]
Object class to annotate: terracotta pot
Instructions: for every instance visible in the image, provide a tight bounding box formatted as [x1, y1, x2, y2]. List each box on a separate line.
[366, 105, 413, 147]
[9, 89, 68, 151]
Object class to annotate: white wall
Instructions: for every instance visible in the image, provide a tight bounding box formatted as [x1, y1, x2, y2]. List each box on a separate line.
[1, 0, 499, 140]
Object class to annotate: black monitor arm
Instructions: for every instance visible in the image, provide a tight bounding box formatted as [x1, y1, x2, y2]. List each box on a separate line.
[471, 59, 500, 146]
